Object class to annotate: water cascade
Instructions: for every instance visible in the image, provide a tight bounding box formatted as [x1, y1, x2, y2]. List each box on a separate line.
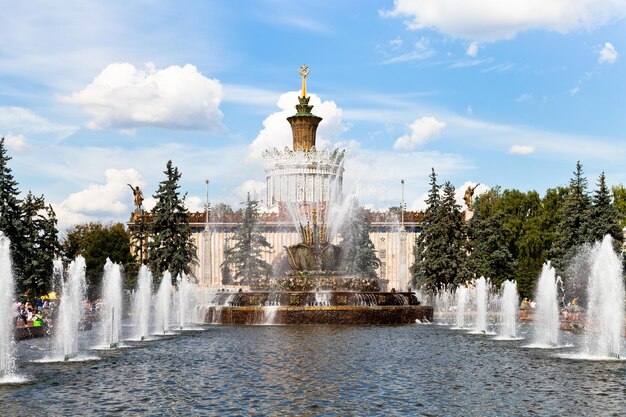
[132, 265, 153, 341]
[499, 280, 519, 339]
[177, 273, 196, 329]
[455, 285, 467, 329]
[154, 272, 172, 334]
[55, 256, 87, 361]
[430, 285, 455, 325]
[0, 234, 17, 380]
[533, 262, 559, 347]
[99, 259, 123, 348]
[263, 293, 282, 325]
[583, 235, 624, 359]
[473, 277, 488, 333]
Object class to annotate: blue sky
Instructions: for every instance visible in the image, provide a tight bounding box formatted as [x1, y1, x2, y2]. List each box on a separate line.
[1, 0, 625, 229]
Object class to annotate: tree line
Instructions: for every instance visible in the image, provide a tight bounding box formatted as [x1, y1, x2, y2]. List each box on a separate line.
[412, 162, 625, 298]
[0, 138, 59, 297]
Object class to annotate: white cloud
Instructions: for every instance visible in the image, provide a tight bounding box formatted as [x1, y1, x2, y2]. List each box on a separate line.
[407, 181, 490, 212]
[222, 84, 281, 108]
[389, 37, 403, 49]
[466, 42, 479, 57]
[393, 116, 446, 150]
[0, 107, 77, 141]
[516, 93, 533, 103]
[383, 0, 626, 41]
[346, 149, 470, 210]
[185, 196, 204, 213]
[598, 42, 618, 64]
[248, 91, 347, 161]
[4, 133, 28, 152]
[235, 180, 267, 203]
[60, 168, 146, 216]
[382, 37, 435, 64]
[61, 62, 223, 131]
[509, 144, 536, 155]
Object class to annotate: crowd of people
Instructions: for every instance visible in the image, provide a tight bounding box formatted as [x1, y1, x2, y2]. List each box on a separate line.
[13, 298, 53, 329]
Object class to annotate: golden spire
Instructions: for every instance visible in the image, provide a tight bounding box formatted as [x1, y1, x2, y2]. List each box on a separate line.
[299, 65, 310, 98]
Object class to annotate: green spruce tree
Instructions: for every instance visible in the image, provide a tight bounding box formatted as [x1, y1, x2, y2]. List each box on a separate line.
[589, 172, 623, 249]
[438, 181, 469, 287]
[411, 171, 467, 290]
[221, 194, 272, 285]
[20, 192, 59, 296]
[148, 160, 196, 284]
[0, 138, 25, 277]
[411, 168, 441, 288]
[550, 161, 592, 273]
[339, 199, 380, 278]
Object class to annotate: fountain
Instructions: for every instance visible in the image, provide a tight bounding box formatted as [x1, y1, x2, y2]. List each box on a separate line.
[176, 273, 197, 330]
[200, 67, 432, 325]
[582, 235, 624, 359]
[532, 262, 560, 348]
[455, 285, 467, 329]
[0, 233, 18, 381]
[99, 259, 123, 348]
[55, 256, 88, 361]
[433, 285, 455, 325]
[154, 272, 172, 334]
[498, 280, 519, 339]
[472, 277, 489, 334]
[132, 265, 153, 341]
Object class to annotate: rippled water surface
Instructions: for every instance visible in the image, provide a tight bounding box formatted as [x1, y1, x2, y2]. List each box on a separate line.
[1, 324, 624, 416]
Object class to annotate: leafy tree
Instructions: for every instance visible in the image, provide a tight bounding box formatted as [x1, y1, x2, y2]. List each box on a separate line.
[515, 188, 567, 298]
[467, 188, 516, 287]
[590, 172, 623, 249]
[339, 199, 380, 278]
[147, 160, 196, 284]
[221, 194, 272, 285]
[611, 184, 626, 227]
[0, 138, 25, 277]
[62, 222, 137, 298]
[19, 192, 59, 296]
[551, 161, 592, 273]
[212, 203, 234, 221]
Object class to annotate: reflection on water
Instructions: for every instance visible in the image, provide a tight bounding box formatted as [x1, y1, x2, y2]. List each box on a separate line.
[0, 324, 624, 416]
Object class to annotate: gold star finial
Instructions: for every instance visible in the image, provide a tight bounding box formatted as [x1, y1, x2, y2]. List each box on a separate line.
[298, 65, 310, 97]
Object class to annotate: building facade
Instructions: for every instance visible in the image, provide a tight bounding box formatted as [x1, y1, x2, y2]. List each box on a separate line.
[130, 67, 422, 290]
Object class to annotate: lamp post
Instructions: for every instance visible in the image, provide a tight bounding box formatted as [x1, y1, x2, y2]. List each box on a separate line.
[400, 179, 406, 291]
[400, 179, 405, 228]
[204, 179, 212, 286]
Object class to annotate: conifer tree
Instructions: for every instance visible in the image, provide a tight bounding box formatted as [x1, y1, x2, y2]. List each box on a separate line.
[339, 199, 380, 278]
[148, 160, 196, 283]
[221, 194, 272, 285]
[20, 192, 59, 295]
[551, 161, 592, 272]
[590, 172, 623, 249]
[0, 138, 25, 276]
[411, 171, 467, 290]
[411, 168, 441, 288]
[437, 181, 469, 286]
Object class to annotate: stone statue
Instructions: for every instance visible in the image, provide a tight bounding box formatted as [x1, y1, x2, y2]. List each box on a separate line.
[128, 184, 144, 209]
[299, 64, 310, 97]
[464, 183, 480, 211]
